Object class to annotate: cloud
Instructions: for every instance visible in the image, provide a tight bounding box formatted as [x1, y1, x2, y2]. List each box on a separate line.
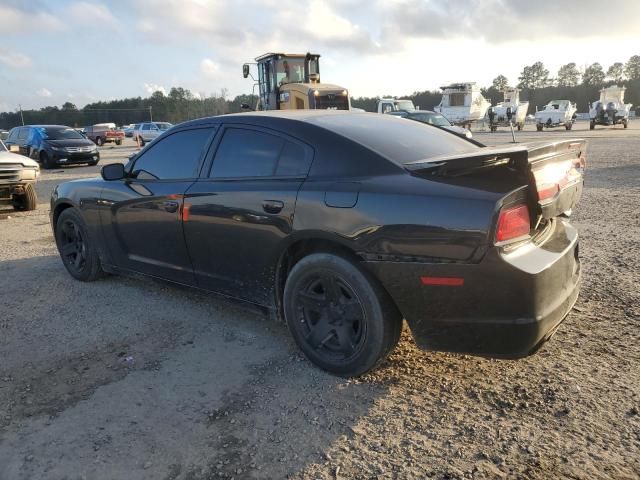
[0, 49, 32, 68]
[378, 0, 640, 45]
[37, 88, 52, 97]
[0, 4, 64, 34]
[143, 83, 167, 95]
[200, 58, 221, 78]
[68, 1, 116, 24]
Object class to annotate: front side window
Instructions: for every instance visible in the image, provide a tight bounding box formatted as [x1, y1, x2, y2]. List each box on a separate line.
[210, 128, 311, 178]
[131, 127, 215, 180]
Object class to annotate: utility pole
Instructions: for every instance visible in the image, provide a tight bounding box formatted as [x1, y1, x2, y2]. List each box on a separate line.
[149, 106, 153, 122]
[19, 104, 25, 125]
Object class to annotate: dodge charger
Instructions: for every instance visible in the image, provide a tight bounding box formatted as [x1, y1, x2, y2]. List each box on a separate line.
[50, 111, 585, 376]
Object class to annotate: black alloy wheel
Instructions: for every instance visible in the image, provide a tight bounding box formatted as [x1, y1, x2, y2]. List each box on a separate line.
[58, 218, 87, 273]
[55, 208, 105, 281]
[284, 253, 402, 376]
[294, 272, 366, 359]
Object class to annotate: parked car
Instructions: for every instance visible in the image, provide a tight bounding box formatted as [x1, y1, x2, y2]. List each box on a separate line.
[50, 111, 585, 376]
[0, 138, 39, 211]
[4, 125, 99, 169]
[387, 110, 473, 139]
[122, 124, 135, 137]
[84, 125, 124, 146]
[134, 122, 173, 146]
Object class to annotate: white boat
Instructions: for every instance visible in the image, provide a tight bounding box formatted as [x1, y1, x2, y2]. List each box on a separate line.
[589, 86, 632, 129]
[535, 100, 577, 131]
[487, 88, 529, 131]
[434, 83, 491, 127]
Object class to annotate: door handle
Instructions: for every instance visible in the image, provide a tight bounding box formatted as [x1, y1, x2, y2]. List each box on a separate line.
[162, 200, 179, 213]
[262, 200, 284, 214]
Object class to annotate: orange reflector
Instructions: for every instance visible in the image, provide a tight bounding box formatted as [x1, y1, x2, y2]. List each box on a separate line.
[420, 276, 465, 286]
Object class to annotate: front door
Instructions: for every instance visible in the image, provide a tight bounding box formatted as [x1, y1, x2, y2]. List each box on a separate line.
[183, 125, 313, 306]
[100, 126, 216, 284]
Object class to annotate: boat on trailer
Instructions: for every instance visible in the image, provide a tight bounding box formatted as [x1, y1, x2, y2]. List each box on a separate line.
[487, 87, 529, 132]
[589, 86, 632, 130]
[535, 100, 577, 131]
[434, 82, 491, 128]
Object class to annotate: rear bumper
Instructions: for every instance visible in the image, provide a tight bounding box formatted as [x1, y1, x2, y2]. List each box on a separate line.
[365, 218, 581, 358]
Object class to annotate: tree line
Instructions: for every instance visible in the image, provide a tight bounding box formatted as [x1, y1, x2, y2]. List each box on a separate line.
[1, 56, 639, 130]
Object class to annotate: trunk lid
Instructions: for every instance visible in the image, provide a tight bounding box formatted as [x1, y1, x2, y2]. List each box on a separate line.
[404, 139, 586, 221]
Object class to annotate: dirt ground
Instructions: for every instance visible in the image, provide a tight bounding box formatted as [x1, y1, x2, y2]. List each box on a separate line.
[1, 121, 639, 480]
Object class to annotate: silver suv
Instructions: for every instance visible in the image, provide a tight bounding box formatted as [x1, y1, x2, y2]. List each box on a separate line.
[134, 122, 173, 146]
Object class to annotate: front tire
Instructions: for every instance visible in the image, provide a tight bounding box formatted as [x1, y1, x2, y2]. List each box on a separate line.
[283, 253, 402, 376]
[12, 183, 37, 211]
[55, 208, 105, 281]
[536, 124, 543, 132]
[115, 139, 122, 146]
[40, 151, 55, 169]
[590, 120, 595, 130]
[96, 137, 104, 146]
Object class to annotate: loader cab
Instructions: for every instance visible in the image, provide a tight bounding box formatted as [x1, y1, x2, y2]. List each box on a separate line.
[243, 52, 348, 111]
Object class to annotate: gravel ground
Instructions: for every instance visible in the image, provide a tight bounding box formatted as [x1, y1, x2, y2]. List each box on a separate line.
[0, 123, 639, 480]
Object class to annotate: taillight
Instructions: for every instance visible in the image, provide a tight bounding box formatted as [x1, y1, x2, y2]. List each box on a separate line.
[532, 158, 583, 202]
[495, 204, 530, 243]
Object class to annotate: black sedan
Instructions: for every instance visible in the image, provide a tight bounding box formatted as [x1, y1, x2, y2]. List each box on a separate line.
[50, 111, 585, 376]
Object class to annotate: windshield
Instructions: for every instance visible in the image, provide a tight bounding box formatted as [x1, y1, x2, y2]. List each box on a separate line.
[395, 100, 415, 111]
[275, 57, 308, 86]
[155, 123, 172, 131]
[412, 112, 450, 126]
[38, 126, 84, 140]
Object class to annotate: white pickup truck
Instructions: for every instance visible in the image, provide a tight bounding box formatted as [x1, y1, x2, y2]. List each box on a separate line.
[0, 139, 39, 211]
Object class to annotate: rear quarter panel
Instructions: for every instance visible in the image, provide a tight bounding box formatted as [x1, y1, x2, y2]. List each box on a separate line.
[293, 173, 502, 263]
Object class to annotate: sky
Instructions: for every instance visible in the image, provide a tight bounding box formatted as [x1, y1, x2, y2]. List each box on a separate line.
[1, 0, 639, 112]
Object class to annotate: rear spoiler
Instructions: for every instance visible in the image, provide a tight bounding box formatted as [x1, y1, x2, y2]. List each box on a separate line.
[405, 139, 587, 219]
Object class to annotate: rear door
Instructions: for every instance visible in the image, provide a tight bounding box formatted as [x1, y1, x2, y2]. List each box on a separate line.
[100, 126, 216, 284]
[183, 125, 313, 305]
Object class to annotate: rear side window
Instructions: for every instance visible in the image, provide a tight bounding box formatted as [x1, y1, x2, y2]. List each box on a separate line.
[210, 128, 311, 178]
[309, 113, 476, 164]
[131, 127, 215, 180]
[6, 128, 18, 142]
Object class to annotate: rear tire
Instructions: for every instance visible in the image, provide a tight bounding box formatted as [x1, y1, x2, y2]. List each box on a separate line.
[590, 120, 595, 130]
[536, 124, 543, 132]
[623, 120, 628, 129]
[517, 123, 523, 131]
[55, 208, 105, 282]
[116, 139, 122, 146]
[283, 252, 402, 376]
[12, 183, 37, 211]
[565, 122, 572, 130]
[137, 136, 145, 147]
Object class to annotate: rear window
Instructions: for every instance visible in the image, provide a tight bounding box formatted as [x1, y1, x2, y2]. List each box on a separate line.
[308, 113, 477, 164]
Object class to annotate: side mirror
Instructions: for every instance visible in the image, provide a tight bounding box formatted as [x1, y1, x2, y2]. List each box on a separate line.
[242, 64, 250, 78]
[101, 162, 126, 181]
